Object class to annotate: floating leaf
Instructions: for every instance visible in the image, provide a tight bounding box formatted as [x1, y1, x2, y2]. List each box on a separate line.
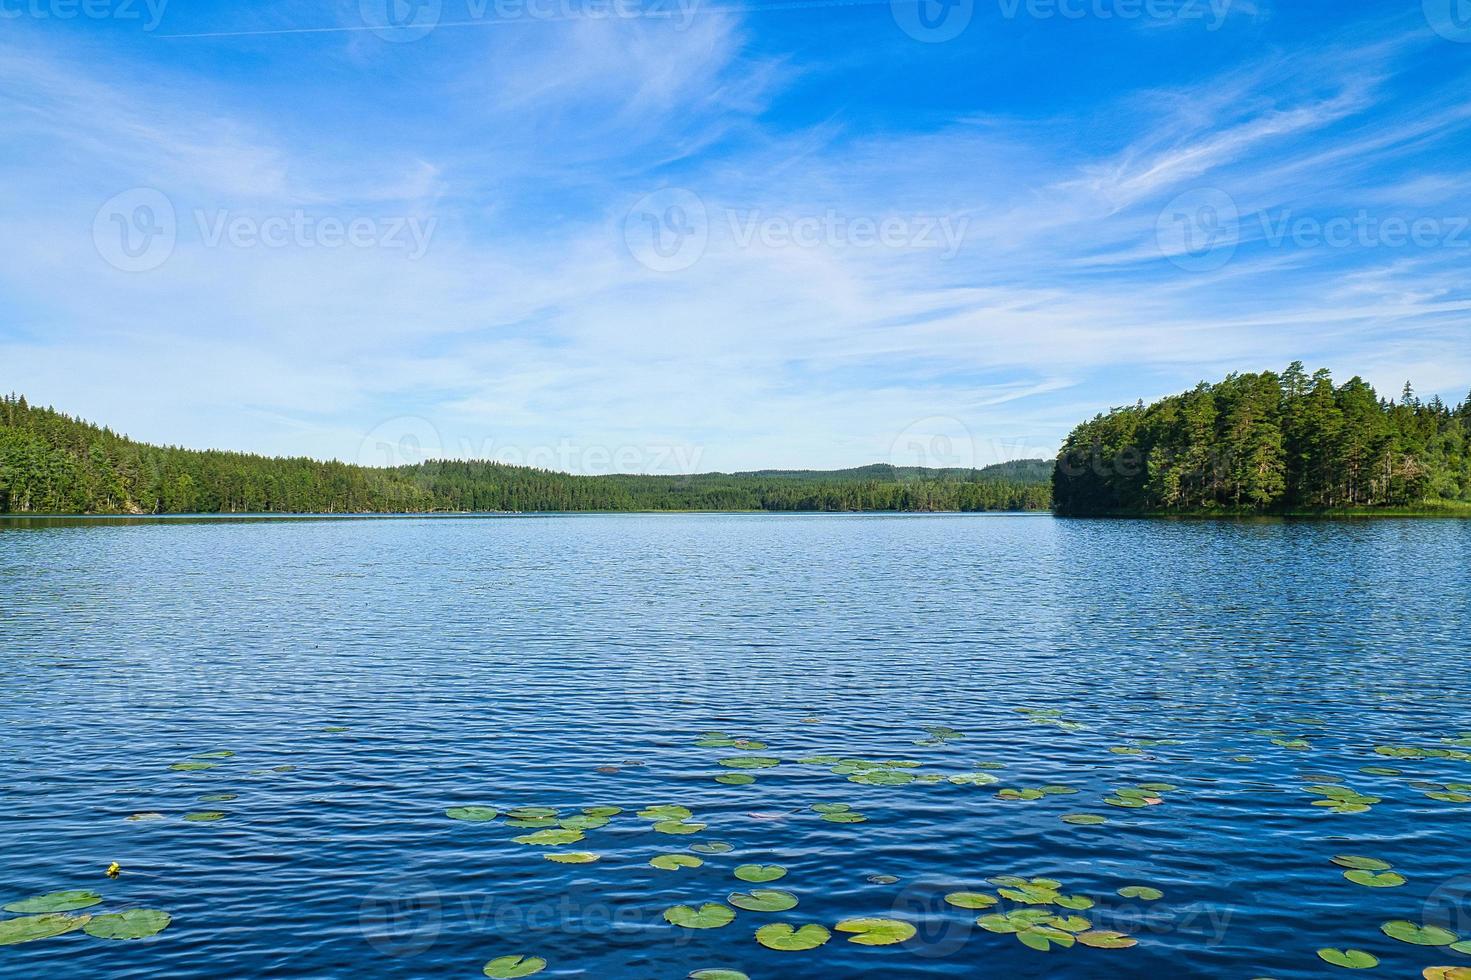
[650, 854, 704, 871]
[482, 954, 547, 978]
[1424, 968, 1471, 980]
[169, 762, 216, 772]
[1105, 796, 1146, 809]
[688, 971, 749, 980]
[1317, 949, 1379, 969]
[1062, 814, 1108, 826]
[193, 751, 234, 759]
[653, 820, 706, 835]
[754, 922, 830, 950]
[512, 828, 584, 846]
[664, 904, 735, 929]
[729, 889, 798, 912]
[1344, 870, 1405, 888]
[834, 917, 915, 946]
[867, 874, 899, 885]
[639, 805, 691, 820]
[1050, 915, 1092, 933]
[719, 757, 779, 770]
[126, 812, 165, 822]
[504, 818, 557, 829]
[849, 771, 914, 786]
[820, 812, 866, 824]
[943, 892, 997, 910]
[446, 806, 499, 822]
[183, 811, 226, 822]
[1382, 920, 1459, 945]
[583, 806, 622, 818]
[83, 910, 171, 940]
[198, 793, 237, 803]
[1117, 886, 1162, 901]
[1055, 894, 1095, 911]
[947, 773, 999, 786]
[690, 842, 733, 855]
[810, 803, 850, 814]
[558, 815, 608, 831]
[734, 864, 786, 883]
[506, 807, 557, 820]
[543, 852, 599, 864]
[0, 913, 90, 946]
[1017, 925, 1075, 951]
[1077, 930, 1136, 949]
[1332, 855, 1391, 871]
[4, 890, 103, 914]
[715, 774, 755, 786]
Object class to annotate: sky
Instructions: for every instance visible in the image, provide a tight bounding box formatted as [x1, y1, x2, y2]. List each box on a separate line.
[2, 0, 1470, 474]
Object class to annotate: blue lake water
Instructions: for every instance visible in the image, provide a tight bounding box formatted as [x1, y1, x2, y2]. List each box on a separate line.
[2, 513, 1470, 978]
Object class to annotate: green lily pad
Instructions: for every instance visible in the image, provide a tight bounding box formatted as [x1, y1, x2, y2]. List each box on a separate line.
[1452, 940, 1471, 954]
[183, 811, 226, 822]
[1332, 855, 1391, 871]
[82, 909, 171, 940]
[1359, 767, 1400, 776]
[193, 751, 234, 759]
[639, 805, 692, 820]
[558, 815, 608, 831]
[690, 841, 733, 854]
[715, 774, 755, 785]
[169, 762, 216, 772]
[1382, 920, 1458, 945]
[507, 807, 558, 819]
[543, 852, 599, 864]
[126, 812, 165, 821]
[446, 806, 499, 822]
[867, 874, 899, 884]
[1105, 796, 1147, 809]
[948, 773, 1000, 786]
[820, 811, 866, 824]
[834, 917, 915, 946]
[1050, 915, 1092, 932]
[664, 904, 735, 929]
[483, 954, 547, 978]
[4, 890, 103, 914]
[944, 892, 997, 909]
[1077, 929, 1136, 948]
[719, 757, 779, 769]
[811, 803, 850, 814]
[1000, 884, 1060, 905]
[583, 806, 622, 817]
[849, 771, 914, 786]
[0, 913, 91, 945]
[653, 820, 706, 835]
[1017, 925, 1075, 951]
[754, 922, 830, 950]
[734, 864, 786, 883]
[1317, 948, 1379, 969]
[513, 828, 584, 846]
[321, 726, 349, 733]
[1117, 886, 1162, 901]
[688, 971, 749, 980]
[1061, 813, 1108, 826]
[1344, 870, 1405, 888]
[1055, 894, 1095, 911]
[729, 889, 798, 912]
[198, 793, 237, 803]
[997, 788, 1045, 801]
[504, 818, 557, 829]
[650, 854, 704, 871]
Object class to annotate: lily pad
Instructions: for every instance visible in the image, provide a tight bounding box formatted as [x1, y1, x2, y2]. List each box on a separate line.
[558, 815, 608, 830]
[446, 806, 499, 822]
[820, 811, 866, 824]
[1332, 855, 1391, 871]
[639, 805, 692, 820]
[1077, 929, 1137, 949]
[1117, 886, 1162, 901]
[653, 820, 706, 835]
[507, 807, 558, 820]
[4, 890, 103, 914]
[183, 811, 226, 822]
[754, 922, 830, 950]
[83, 909, 172, 940]
[169, 762, 216, 772]
[650, 854, 704, 871]
[193, 751, 234, 759]
[719, 757, 780, 769]
[198, 793, 237, 803]
[810, 803, 850, 814]
[944, 892, 997, 910]
[690, 841, 733, 854]
[867, 874, 899, 885]
[0, 913, 90, 945]
[543, 852, 599, 864]
[1424, 968, 1471, 980]
[1062, 814, 1108, 826]
[1317, 949, 1379, 969]
[583, 806, 622, 817]
[1017, 925, 1075, 951]
[512, 828, 584, 846]
[483, 954, 547, 978]
[1344, 870, 1405, 888]
[734, 864, 786, 883]
[729, 889, 798, 912]
[689, 971, 750, 980]
[715, 774, 755, 785]
[664, 904, 735, 929]
[126, 812, 165, 822]
[834, 917, 915, 946]
[1382, 920, 1458, 946]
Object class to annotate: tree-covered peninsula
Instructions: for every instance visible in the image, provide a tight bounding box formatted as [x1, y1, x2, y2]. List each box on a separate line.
[0, 395, 1050, 515]
[1053, 364, 1471, 515]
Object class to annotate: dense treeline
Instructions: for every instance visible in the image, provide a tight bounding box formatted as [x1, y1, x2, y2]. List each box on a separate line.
[0, 395, 1050, 515]
[1053, 363, 1471, 514]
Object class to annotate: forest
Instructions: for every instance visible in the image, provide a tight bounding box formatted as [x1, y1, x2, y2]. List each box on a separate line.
[1053, 363, 1471, 515]
[0, 396, 1051, 515]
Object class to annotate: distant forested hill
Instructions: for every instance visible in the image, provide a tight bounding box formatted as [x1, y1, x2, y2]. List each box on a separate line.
[1053, 363, 1471, 515]
[0, 395, 1051, 515]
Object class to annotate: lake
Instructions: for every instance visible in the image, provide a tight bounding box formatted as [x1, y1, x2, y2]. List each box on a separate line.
[2, 513, 1470, 978]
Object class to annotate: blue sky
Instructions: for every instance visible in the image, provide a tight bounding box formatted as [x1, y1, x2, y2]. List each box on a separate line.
[2, 0, 1470, 473]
